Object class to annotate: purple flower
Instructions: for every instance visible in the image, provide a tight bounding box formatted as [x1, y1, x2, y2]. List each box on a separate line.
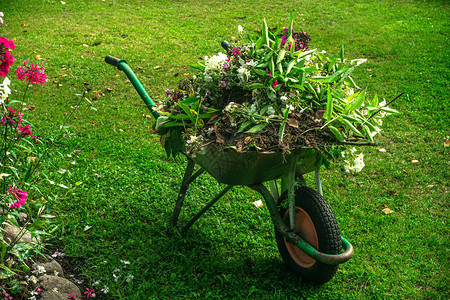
[219, 81, 229, 88]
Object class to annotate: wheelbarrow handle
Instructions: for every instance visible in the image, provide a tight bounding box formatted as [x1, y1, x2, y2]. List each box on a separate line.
[105, 55, 126, 68]
[104, 55, 161, 119]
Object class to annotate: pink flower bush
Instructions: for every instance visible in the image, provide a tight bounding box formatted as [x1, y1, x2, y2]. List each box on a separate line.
[9, 185, 28, 209]
[15, 60, 47, 86]
[0, 36, 15, 77]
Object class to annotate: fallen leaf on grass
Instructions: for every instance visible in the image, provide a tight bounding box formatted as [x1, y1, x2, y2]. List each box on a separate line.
[35, 55, 42, 60]
[142, 114, 152, 119]
[377, 147, 386, 153]
[28, 157, 37, 162]
[253, 200, 263, 208]
[287, 118, 299, 128]
[444, 139, 450, 147]
[153, 66, 162, 70]
[382, 208, 394, 214]
[411, 159, 419, 164]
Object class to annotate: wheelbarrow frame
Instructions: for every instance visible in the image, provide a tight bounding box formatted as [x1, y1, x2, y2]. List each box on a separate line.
[104, 55, 353, 267]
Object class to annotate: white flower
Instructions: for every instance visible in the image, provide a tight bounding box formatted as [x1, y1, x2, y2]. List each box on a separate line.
[267, 106, 275, 116]
[344, 153, 365, 173]
[280, 96, 288, 102]
[121, 259, 130, 265]
[101, 286, 110, 294]
[237, 66, 250, 82]
[204, 52, 228, 73]
[237, 25, 243, 34]
[224, 102, 238, 113]
[113, 273, 120, 282]
[350, 58, 367, 66]
[126, 274, 134, 282]
[246, 60, 257, 67]
[0, 77, 11, 104]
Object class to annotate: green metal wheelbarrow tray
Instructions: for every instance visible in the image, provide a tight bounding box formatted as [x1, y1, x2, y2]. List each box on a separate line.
[105, 55, 354, 284]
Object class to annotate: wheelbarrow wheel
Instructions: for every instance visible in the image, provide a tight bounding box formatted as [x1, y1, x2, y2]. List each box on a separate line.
[274, 186, 341, 285]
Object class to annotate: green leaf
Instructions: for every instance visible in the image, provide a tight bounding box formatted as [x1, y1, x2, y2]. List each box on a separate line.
[181, 96, 200, 104]
[277, 62, 283, 74]
[248, 84, 268, 90]
[340, 117, 362, 135]
[328, 125, 345, 140]
[380, 107, 399, 114]
[237, 120, 254, 134]
[324, 87, 333, 121]
[362, 125, 374, 142]
[343, 90, 366, 114]
[269, 57, 275, 77]
[178, 102, 196, 123]
[341, 114, 363, 123]
[262, 19, 270, 47]
[285, 60, 297, 75]
[336, 66, 356, 86]
[255, 37, 263, 50]
[246, 123, 268, 133]
[276, 49, 286, 64]
[370, 94, 379, 107]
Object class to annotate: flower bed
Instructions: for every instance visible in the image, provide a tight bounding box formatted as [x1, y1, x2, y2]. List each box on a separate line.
[155, 16, 398, 173]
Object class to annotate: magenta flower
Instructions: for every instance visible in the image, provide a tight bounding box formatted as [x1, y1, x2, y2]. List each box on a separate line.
[18, 124, 35, 137]
[15, 60, 47, 86]
[231, 47, 241, 56]
[67, 295, 76, 300]
[1, 107, 23, 126]
[9, 185, 28, 209]
[4, 293, 13, 300]
[84, 288, 95, 298]
[0, 36, 15, 77]
[272, 80, 278, 88]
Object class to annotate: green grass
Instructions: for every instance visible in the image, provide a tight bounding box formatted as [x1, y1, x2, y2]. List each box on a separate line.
[2, 0, 449, 298]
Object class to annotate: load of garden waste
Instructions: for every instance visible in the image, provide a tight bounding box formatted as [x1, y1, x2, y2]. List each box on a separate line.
[155, 15, 398, 173]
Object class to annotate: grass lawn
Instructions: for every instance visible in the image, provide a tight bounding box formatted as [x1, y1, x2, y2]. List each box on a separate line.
[2, 0, 449, 299]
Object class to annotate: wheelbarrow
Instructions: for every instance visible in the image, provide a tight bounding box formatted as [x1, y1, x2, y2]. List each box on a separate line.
[105, 54, 354, 285]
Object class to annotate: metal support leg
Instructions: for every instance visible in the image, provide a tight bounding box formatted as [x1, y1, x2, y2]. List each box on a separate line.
[182, 185, 233, 232]
[288, 154, 299, 230]
[170, 159, 205, 227]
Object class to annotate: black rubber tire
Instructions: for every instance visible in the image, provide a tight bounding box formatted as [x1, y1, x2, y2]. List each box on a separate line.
[274, 186, 341, 285]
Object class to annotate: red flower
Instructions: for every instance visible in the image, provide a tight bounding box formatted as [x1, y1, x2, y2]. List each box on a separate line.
[0, 37, 15, 77]
[15, 60, 47, 86]
[272, 80, 278, 88]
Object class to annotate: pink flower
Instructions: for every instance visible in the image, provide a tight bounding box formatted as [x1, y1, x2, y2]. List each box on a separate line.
[84, 288, 95, 298]
[18, 124, 35, 137]
[272, 80, 278, 88]
[9, 185, 28, 209]
[15, 60, 47, 86]
[1, 107, 23, 126]
[67, 295, 76, 300]
[231, 47, 241, 56]
[0, 37, 15, 77]
[35, 287, 42, 294]
[4, 293, 13, 300]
